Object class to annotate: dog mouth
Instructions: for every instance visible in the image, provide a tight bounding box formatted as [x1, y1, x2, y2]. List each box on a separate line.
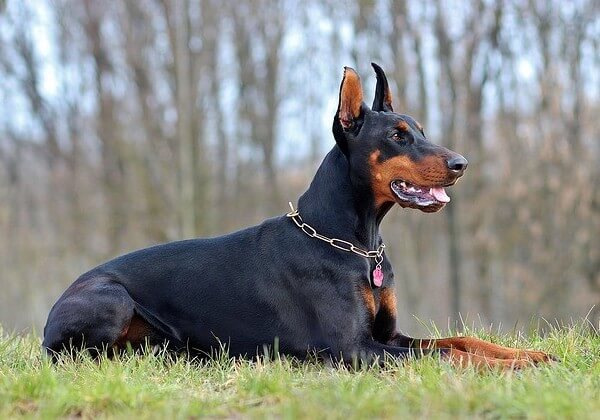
[390, 180, 451, 212]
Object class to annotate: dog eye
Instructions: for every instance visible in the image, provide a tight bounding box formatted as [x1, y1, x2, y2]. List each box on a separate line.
[391, 132, 403, 142]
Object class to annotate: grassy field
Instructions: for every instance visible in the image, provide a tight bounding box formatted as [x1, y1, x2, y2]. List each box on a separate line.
[0, 322, 598, 419]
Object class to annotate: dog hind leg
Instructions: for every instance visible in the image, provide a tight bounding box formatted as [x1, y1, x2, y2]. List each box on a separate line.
[42, 276, 135, 359]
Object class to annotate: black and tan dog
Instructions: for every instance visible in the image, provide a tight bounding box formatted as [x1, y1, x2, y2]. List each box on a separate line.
[43, 64, 554, 369]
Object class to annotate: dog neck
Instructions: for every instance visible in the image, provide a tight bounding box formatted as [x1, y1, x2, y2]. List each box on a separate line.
[297, 145, 389, 251]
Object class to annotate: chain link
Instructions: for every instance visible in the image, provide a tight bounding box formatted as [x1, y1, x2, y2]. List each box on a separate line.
[286, 202, 385, 260]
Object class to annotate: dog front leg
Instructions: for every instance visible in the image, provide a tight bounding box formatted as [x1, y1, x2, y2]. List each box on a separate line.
[387, 333, 555, 365]
[334, 340, 441, 367]
[384, 334, 536, 369]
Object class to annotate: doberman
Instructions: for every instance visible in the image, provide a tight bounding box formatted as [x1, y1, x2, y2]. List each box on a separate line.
[43, 64, 555, 369]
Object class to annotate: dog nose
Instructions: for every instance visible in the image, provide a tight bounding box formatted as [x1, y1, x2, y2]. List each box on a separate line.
[446, 155, 468, 173]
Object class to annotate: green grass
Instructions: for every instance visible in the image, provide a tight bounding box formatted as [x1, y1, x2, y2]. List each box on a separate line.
[0, 322, 598, 419]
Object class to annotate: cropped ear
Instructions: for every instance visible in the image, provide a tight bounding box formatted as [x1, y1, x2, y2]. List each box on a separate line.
[337, 67, 365, 130]
[371, 63, 393, 112]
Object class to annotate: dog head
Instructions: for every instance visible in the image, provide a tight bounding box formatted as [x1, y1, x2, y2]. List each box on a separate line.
[333, 64, 467, 213]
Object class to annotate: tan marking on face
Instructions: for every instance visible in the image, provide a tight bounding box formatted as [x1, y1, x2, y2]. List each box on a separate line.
[396, 121, 410, 132]
[360, 285, 376, 322]
[369, 150, 451, 208]
[379, 288, 397, 319]
[339, 68, 363, 126]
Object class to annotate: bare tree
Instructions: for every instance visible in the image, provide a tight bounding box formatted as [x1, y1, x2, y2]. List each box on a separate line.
[0, 0, 598, 332]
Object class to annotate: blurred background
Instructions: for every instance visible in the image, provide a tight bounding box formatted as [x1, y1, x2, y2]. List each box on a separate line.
[0, 0, 598, 336]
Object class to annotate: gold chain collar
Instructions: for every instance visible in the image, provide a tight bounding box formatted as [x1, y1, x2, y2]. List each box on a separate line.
[285, 202, 385, 264]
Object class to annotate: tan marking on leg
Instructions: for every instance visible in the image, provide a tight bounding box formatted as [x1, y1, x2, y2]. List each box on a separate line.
[114, 314, 154, 348]
[421, 336, 554, 363]
[359, 285, 376, 323]
[379, 287, 397, 318]
[443, 348, 531, 370]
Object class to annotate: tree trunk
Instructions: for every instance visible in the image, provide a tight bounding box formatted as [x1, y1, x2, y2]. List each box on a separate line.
[83, 0, 127, 254]
[173, 0, 196, 238]
[435, 1, 462, 321]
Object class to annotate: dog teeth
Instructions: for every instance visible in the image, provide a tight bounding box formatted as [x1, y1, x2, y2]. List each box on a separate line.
[407, 187, 416, 192]
[400, 182, 407, 188]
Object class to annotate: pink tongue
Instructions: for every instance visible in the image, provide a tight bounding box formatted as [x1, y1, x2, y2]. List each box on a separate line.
[430, 187, 450, 203]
